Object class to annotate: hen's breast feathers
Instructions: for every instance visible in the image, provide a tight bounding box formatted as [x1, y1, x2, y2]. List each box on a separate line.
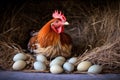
[28, 30, 72, 58]
[35, 32, 72, 58]
[37, 30, 60, 48]
[37, 27, 72, 48]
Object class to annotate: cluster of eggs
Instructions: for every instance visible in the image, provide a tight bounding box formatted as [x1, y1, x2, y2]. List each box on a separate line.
[12, 53, 27, 70]
[49, 57, 102, 74]
[12, 53, 102, 74]
[50, 56, 77, 73]
[77, 61, 102, 74]
[33, 54, 47, 71]
[33, 54, 77, 73]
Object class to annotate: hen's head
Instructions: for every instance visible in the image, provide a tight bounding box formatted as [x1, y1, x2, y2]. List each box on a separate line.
[51, 10, 69, 34]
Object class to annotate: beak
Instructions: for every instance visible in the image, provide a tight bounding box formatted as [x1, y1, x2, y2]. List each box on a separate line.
[64, 21, 69, 25]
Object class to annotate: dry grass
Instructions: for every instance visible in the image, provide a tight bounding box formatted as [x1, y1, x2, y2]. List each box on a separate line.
[0, 0, 120, 73]
[0, 35, 22, 70]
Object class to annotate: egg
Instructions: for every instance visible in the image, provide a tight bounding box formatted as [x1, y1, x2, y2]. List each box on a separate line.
[13, 53, 27, 61]
[77, 61, 92, 72]
[55, 56, 66, 62]
[50, 58, 65, 67]
[50, 65, 63, 74]
[63, 62, 74, 72]
[88, 65, 102, 74]
[36, 54, 47, 63]
[12, 60, 26, 70]
[68, 57, 77, 64]
[33, 61, 46, 71]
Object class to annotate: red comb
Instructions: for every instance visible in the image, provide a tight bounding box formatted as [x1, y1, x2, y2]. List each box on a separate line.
[52, 10, 66, 22]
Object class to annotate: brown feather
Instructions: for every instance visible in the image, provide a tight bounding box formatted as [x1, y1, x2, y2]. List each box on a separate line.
[60, 33, 72, 45]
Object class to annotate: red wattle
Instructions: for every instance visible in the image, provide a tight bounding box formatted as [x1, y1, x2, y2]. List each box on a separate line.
[51, 25, 64, 34]
[57, 26, 64, 33]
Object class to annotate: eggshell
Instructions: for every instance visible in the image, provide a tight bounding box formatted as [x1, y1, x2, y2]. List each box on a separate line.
[77, 61, 92, 71]
[88, 65, 102, 74]
[13, 53, 27, 61]
[12, 60, 26, 70]
[55, 56, 66, 62]
[50, 65, 63, 74]
[36, 54, 47, 62]
[63, 62, 74, 72]
[68, 57, 77, 64]
[50, 58, 65, 67]
[33, 61, 46, 71]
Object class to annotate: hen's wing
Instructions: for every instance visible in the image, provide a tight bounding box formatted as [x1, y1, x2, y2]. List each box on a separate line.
[60, 33, 72, 46]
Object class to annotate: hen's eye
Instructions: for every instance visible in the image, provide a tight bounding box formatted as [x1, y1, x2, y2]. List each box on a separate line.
[56, 20, 59, 23]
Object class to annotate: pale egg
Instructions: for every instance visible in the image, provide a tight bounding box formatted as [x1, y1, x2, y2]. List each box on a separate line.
[55, 56, 66, 62]
[50, 58, 65, 67]
[50, 65, 63, 74]
[36, 54, 47, 63]
[12, 60, 26, 70]
[63, 62, 74, 72]
[33, 61, 46, 71]
[77, 61, 92, 72]
[13, 53, 27, 61]
[68, 57, 77, 64]
[88, 65, 102, 74]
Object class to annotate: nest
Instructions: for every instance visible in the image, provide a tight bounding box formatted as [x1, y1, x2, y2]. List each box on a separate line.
[0, 36, 35, 71]
[0, 0, 120, 73]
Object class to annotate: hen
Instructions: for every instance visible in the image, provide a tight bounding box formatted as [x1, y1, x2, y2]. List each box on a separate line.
[28, 10, 72, 58]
